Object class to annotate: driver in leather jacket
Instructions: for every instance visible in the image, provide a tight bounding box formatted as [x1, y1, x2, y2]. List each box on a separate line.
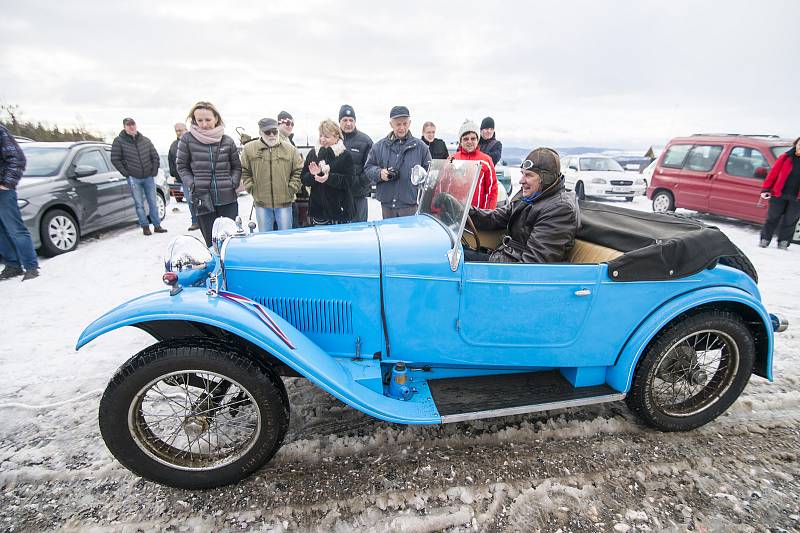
[468, 148, 579, 263]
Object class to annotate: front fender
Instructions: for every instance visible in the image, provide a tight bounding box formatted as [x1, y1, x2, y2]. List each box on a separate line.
[606, 286, 774, 392]
[77, 288, 440, 425]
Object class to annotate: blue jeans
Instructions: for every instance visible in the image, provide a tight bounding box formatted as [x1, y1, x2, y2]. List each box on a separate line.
[0, 188, 38, 270]
[255, 206, 292, 232]
[181, 184, 197, 224]
[128, 176, 160, 227]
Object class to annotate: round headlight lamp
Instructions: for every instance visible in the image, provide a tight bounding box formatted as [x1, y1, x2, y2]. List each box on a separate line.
[211, 217, 240, 255]
[164, 235, 214, 291]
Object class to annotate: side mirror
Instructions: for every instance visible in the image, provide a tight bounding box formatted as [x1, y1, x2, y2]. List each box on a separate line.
[410, 165, 427, 186]
[73, 165, 98, 178]
[754, 166, 768, 179]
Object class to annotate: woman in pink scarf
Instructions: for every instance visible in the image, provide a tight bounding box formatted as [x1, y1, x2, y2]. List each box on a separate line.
[176, 101, 242, 246]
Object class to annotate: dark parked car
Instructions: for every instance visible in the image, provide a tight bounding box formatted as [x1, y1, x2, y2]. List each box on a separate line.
[16, 141, 169, 255]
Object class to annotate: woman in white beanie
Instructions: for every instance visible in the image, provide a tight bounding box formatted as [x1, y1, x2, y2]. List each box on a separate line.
[451, 119, 498, 209]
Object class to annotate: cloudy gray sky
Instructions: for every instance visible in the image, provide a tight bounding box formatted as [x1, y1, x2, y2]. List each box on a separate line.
[1, 0, 797, 153]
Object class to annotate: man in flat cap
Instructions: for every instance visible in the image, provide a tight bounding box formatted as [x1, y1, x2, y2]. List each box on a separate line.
[339, 104, 373, 222]
[241, 117, 303, 231]
[364, 106, 431, 219]
[110, 117, 166, 236]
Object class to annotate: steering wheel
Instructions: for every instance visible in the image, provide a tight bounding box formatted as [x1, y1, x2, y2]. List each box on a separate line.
[461, 214, 481, 250]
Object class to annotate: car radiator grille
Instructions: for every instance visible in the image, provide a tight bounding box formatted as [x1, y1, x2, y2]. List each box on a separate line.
[256, 297, 353, 335]
[610, 180, 633, 186]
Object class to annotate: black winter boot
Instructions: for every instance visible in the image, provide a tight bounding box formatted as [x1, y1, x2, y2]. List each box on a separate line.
[0, 266, 24, 280]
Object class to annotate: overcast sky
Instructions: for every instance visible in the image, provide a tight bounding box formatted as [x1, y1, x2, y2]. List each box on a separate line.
[2, 0, 797, 153]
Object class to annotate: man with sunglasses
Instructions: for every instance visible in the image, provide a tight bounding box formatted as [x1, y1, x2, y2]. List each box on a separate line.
[241, 117, 303, 232]
[468, 147, 578, 263]
[277, 111, 295, 147]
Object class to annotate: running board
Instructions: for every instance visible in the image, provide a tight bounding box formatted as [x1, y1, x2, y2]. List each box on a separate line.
[428, 370, 625, 424]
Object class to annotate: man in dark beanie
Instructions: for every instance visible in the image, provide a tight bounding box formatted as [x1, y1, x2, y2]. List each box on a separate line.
[339, 104, 373, 222]
[277, 111, 295, 146]
[478, 116, 503, 166]
[468, 147, 578, 263]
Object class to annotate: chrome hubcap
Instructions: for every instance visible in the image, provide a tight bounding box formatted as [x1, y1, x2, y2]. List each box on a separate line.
[157, 195, 166, 220]
[653, 194, 670, 212]
[48, 216, 77, 250]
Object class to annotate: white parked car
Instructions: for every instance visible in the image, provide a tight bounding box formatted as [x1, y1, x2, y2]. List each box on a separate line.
[561, 154, 647, 202]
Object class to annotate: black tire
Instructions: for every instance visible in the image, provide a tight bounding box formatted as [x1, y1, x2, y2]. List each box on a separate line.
[39, 208, 79, 256]
[626, 310, 754, 432]
[718, 244, 758, 283]
[156, 192, 167, 222]
[575, 182, 586, 201]
[651, 190, 675, 213]
[99, 338, 289, 489]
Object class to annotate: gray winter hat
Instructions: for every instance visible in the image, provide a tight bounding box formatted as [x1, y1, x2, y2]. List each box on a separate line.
[258, 118, 278, 132]
[458, 119, 480, 140]
[522, 147, 562, 188]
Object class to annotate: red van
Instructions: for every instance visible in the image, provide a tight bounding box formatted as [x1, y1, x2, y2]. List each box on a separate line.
[648, 134, 795, 227]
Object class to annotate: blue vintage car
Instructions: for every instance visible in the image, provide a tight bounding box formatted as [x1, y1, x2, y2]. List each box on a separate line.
[77, 159, 787, 489]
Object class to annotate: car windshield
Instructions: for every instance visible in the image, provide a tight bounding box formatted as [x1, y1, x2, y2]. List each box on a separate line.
[579, 157, 624, 172]
[21, 146, 69, 177]
[771, 145, 793, 159]
[417, 159, 481, 237]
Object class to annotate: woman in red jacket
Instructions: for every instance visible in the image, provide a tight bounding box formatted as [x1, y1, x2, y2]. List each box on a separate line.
[759, 136, 800, 249]
[451, 120, 498, 209]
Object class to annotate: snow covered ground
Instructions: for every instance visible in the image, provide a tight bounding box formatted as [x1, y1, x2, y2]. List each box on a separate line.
[1, 195, 799, 532]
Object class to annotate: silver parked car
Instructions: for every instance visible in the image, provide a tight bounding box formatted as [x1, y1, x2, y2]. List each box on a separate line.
[16, 141, 169, 256]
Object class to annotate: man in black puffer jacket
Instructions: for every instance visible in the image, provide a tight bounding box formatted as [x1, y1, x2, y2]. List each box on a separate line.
[469, 147, 579, 263]
[339, 104, 373, 222]
[110, 117, 166, 235]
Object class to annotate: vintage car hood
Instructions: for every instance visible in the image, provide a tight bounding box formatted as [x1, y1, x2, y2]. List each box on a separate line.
[222, 222, 381, 275]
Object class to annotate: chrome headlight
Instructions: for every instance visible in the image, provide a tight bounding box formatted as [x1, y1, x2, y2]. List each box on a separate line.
[211, 217, 239, 255]
[635, 178, 646, 185]
[591, 178, 607, 184]
[164, 236, 214, 289]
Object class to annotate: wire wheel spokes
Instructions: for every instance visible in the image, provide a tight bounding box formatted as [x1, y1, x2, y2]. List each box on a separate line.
[48, 216, 77, 250]
[650, 329, 739, 417]
[129, 370, 261, 471]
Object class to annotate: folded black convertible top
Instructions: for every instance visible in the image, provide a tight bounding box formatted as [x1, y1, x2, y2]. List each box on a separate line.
[576, 201, 757, 282]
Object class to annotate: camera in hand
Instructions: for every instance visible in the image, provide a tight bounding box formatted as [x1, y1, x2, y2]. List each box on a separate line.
[386, 167, 397, 180]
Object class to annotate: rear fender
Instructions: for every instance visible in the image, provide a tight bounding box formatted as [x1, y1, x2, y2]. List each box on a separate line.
[606, 286, 774, 392]
[77, 288, 440, 424]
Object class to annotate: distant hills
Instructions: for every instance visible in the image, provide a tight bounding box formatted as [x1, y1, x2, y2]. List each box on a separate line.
[502, 146, 656, 158]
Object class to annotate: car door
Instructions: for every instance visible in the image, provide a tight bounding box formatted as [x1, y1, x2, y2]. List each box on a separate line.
[708, 145, 769, 223]
[68, 148, 127, 231]
[103, 146, 136, 219]
[674, 144, 723, 212]
[562, 157, 578, 191]
[458, 262, 602, 365]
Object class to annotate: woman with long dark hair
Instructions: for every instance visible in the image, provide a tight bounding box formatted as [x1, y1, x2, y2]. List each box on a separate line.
[176, 101, 242, 246]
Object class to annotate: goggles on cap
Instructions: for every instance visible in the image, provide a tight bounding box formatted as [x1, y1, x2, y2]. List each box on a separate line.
[521, 159, 550, 172]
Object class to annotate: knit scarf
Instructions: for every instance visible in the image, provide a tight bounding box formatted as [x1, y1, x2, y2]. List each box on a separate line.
[190, 124, 224, 145]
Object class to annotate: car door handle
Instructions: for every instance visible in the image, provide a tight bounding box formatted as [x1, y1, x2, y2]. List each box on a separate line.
[574, 289, 591, 296]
